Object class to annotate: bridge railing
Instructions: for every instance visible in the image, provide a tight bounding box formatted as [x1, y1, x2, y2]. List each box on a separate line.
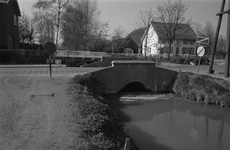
[56, 50, 108, 58]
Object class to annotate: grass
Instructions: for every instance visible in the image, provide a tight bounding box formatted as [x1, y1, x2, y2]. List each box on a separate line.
[66, 73, 139, 150]
[173, 72, 230, 108]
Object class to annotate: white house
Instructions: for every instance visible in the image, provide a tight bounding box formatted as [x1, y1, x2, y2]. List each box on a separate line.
[141, 22, 198, 56]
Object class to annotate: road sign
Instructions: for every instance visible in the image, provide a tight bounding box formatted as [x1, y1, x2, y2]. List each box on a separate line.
[196, 46, 205, 75]
[197, 46, 205, 57]
[44, 42, 56, 79]
[44, 42, 56, 55]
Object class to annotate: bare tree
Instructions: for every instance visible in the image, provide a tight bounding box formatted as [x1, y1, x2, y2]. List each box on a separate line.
[136, 9, 154, 29]
[62, 0, 100, 50]
[33, 10, 55, 45]
[33, 0, 70, 45]
[155, 0, 191, 60]
[112, 26, 125, 39]
[18, 10, 39, 46]
[111, 26, 127, 54]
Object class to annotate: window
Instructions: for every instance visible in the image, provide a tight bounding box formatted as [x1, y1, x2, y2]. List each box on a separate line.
[176, 40, 180, 44]
[183, 40, 188, 45]
[189, 41, 195, 45]
[159, 48, 164, 54]
[189, 48, 195, 55]
[182, 47, 195, 54]
[176, 47, 179, 54]
[14, 14, 17, 26]
[163, 47, 173, 53]
[182, 47, 187, 54]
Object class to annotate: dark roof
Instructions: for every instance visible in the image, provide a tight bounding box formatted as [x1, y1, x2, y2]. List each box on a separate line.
[126, 28, 146, 47]
[151, 22, 197, 40]
[0, 0, 21, 16]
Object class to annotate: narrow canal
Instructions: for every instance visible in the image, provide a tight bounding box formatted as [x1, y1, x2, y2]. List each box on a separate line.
[106, 95, 230, 150]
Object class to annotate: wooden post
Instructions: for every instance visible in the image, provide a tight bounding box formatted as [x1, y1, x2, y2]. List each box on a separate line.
[196, 57, 202, 75]
[209, 0, 226, 74]
[124, 138, 131, 150]
[49, 56, 52, 79]
[144, 25, 149, 60]
[225, 0, 230, 77]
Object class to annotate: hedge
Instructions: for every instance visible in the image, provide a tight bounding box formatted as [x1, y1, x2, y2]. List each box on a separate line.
[0, 49, 48, 64]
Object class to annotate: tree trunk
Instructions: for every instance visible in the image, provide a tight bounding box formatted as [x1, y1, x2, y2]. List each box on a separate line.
[168, 40, 172, 61]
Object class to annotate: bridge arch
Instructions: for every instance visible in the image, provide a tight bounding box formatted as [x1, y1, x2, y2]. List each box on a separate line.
[91, 60, 178, 94]
[117, 82, 152, 93]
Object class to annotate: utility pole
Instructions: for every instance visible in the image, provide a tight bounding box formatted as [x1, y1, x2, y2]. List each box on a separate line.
[225, 0, 230, 77]
[209, 0, 226, 74]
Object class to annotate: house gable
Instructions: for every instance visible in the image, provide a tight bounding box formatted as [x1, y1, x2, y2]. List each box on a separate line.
[142, 24, 159, 55]
[125, 28, 146, 53]
[141, 22, 198, 56]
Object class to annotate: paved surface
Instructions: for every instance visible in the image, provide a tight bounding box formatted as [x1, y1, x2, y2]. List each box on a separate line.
[160, 59, 230, 81]
[0, 66, 106, 77]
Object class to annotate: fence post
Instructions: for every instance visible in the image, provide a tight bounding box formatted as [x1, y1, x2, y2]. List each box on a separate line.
[124, 138, 130, 150]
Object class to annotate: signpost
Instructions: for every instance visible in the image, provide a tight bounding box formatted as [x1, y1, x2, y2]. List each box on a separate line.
[44, 42, 56, 79]
[196, 46, 205, 75]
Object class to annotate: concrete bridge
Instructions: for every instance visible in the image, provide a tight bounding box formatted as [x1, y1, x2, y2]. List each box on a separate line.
[91, 60, 178, 94]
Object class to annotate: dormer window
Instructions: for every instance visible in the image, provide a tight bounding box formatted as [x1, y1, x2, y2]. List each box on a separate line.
[14, 14, 17, 26]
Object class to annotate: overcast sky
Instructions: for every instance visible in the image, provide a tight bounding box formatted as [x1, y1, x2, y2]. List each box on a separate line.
[18, 0, 228, 38]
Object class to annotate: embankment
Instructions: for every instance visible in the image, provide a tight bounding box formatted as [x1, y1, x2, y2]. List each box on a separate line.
[173, 72, 230, 108]
[66, 73, 138, 150]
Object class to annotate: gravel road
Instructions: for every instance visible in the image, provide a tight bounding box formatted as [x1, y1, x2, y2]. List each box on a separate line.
[0, 67, 94, 150]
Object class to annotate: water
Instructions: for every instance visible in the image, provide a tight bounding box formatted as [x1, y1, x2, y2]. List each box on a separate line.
[107, 95, 230, 150]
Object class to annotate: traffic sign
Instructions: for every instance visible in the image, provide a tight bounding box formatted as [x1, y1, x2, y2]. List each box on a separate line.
[197, 46, 205, 57]
[44, 42, 56, 55]
[196, 46, 205, 75]
[44, 42, 56, 79]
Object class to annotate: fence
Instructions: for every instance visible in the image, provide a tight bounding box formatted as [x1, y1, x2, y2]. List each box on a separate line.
[56, 50, 108, 58]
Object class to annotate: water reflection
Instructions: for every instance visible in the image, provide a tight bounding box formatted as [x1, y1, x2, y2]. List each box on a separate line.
[107, 96, 230, 150]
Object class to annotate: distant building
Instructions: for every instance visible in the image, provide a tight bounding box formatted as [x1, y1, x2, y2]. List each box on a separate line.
[0, 0, 21, 49]
[124, 28, 146, 54]
[141, 22, 197, 56]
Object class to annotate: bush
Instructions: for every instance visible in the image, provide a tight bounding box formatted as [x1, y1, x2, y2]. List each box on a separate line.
[173, 72, 230, 108]
[68, 74, 138, 150]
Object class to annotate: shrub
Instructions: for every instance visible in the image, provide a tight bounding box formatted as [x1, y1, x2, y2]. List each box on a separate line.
[173, 72, 230, 108]
[73, 73, 102, 96]
[69, 74, 138, 150]
[173, 72, 193, 96]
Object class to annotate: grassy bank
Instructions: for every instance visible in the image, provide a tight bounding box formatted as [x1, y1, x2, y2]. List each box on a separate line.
[173, 72, 230, 108]
[67, 74, 138, 150]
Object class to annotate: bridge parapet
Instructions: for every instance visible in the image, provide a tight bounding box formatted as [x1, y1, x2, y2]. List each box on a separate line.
[56, 50, 107, 58]
[91, 60, 177, 94]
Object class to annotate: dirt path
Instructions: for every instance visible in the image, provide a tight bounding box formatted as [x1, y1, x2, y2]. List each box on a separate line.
[0, 74, 81, 150]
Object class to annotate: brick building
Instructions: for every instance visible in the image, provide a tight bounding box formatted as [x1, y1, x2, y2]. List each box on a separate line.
[0, 0, 21, 49]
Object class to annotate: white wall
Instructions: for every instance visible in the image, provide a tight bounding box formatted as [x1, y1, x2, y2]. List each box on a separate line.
[142, 25, 159, 56]
[142, 25, 197, 56]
